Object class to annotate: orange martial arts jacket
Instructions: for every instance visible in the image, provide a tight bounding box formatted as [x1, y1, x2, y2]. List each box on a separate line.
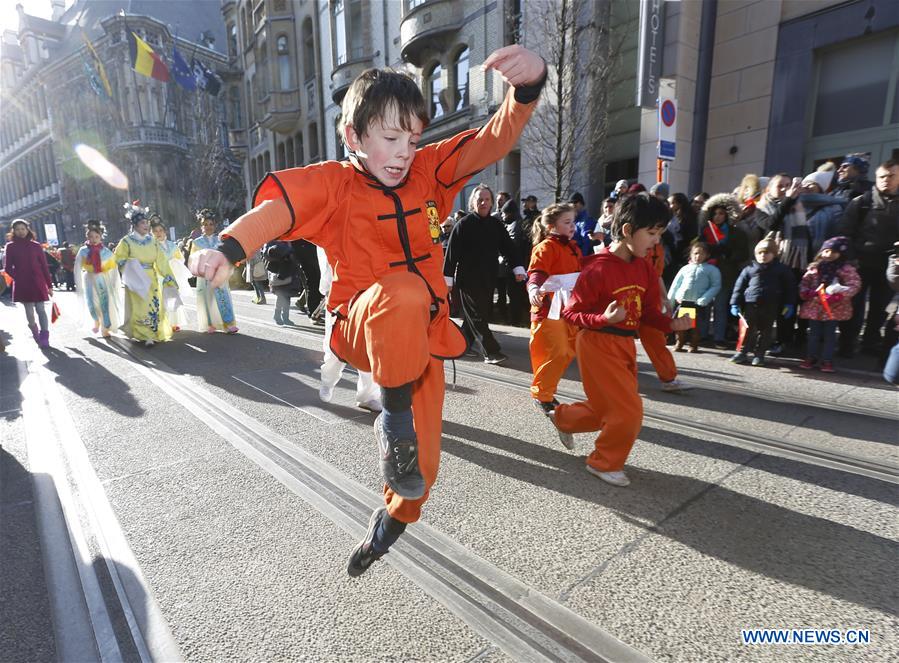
[222, 88, 538, 359]
[527, 234, 582, 321]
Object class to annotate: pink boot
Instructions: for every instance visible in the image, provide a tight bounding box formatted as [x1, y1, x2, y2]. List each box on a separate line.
[29, 323, 40, 343]
[38, 329, 49, 348]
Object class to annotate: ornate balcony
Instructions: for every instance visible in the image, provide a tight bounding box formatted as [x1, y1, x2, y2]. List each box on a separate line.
[400, 0, 464, 67]
[330, 50, 374, 104]
[258, 89, 301, 134]
[111, 126, 188, 152]
[227, 128, 248, 157]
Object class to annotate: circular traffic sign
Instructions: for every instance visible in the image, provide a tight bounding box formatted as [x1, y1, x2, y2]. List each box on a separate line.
[661, 99, 676, 127]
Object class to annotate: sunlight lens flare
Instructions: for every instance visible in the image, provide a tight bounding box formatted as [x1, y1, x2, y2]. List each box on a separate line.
[74, 143, 129, 190]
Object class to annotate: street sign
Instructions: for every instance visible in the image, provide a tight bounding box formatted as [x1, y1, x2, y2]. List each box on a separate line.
[657, 79, 676, 161]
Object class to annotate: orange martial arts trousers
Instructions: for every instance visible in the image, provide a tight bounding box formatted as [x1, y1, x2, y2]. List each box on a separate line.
[553, 330, 643, 472]
[638, 323, 677, 383]
[330, 272, 445, 525]
[529, 317, 577, 402]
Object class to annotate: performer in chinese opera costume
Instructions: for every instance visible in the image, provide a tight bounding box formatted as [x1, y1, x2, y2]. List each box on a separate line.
[188, 45, 547, 577]
[190, 209, 238, 334]
[150, 216, 191, 331]
[74, 220, 122, 337]
[113, 202, 179, 347]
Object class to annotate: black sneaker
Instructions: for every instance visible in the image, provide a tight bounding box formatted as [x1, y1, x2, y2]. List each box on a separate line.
[374, 414, 425, 499]
[768, 343, 783, 356]
[533, 399, 560, 416]
[484, 352, 508, 364]
[347, 507, 387, 577]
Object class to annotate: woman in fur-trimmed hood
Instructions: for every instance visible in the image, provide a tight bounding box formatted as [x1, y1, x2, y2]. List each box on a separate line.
[697, 193, 751, 344]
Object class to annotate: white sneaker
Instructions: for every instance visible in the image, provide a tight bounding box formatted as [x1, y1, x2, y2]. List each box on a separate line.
[144, 340, 155, 348]
[661, 378, 692, 393]
[585, 465, 630, 487]
[319, 385, 335, 403]
[547, 411, 574, 450]
[356, 399, 382, 413]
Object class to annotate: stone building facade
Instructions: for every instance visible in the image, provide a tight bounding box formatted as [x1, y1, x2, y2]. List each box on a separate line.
[1, 0, 238, 244]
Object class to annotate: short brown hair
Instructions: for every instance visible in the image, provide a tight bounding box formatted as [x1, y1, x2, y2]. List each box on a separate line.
[339, 69, 429, 145]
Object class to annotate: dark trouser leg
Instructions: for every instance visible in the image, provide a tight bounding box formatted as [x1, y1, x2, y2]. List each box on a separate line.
[861, 264, 891, 350]
[460, 284, 501, 357]
[292, 239, 322, 315]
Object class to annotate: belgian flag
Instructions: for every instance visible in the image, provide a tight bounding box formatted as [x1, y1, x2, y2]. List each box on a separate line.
[128, 31, 169, 82]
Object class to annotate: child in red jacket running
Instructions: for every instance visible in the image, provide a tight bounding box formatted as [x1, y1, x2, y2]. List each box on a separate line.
[550, 194, 692, 487]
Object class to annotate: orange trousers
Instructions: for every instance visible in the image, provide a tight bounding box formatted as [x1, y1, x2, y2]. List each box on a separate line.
[553, 330, 643, 472]
[638, 323, 677, 383]
[331, 272, 445, 524]
[529, 318, 577, 402]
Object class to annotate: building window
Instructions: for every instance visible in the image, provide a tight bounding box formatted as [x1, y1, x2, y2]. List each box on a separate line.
[263, 151, 271, 173]
[303, 18, 315, 81]
[277, 35, 292, 89]
[454, 47, 469, 110]
[228, 23, 238, 57]
[348, 0, 363, 61]
[276, 141, 286, 169]
[229, 87, 242, 128]
[246, 80, 254, 127]
[309, 123, 319, 161]
[812, 32, 897, 137]
[334, 0, 347, 65]
[286, 137, 294, 167]
[408, 0, 428, 10]
[295, 132, 304, 165]
[427, 63, 443, 119]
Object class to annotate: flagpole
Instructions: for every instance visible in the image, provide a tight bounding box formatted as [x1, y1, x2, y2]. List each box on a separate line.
[122, 16, 145, 126]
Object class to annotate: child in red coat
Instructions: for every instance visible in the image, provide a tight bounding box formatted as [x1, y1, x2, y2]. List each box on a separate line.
[550, 194, 692, 487]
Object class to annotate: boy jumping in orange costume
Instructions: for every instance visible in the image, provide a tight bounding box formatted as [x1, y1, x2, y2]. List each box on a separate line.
[550, 193, 693, 487]
[189, 46, 546, 575]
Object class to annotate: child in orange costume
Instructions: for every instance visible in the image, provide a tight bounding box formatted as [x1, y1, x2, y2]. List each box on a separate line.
[189, 46, 547, 576]
[526, 203, 581, 418]
[549, 194, 692, 487]
[639, 241, 691, 392]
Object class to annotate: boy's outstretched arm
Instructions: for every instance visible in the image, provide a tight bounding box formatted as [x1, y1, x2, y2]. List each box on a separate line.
[447, 45, 547, 183]
[189, 198, 292, 288]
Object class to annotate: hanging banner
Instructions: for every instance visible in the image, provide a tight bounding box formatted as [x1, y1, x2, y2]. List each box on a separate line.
[44, 223, 59, 246]
[636, 0, 666, 109]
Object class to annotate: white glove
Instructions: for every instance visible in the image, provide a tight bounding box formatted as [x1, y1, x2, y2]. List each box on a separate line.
[444, 276, 454, 288]
[825, 283, 849, 295]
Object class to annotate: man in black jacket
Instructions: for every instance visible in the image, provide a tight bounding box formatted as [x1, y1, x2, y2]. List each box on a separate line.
[838, 160, 899, 356]
[443, 184, 526, 363]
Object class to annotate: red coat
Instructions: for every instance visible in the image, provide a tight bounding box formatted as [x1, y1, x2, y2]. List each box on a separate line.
[3, 238, 52, 303]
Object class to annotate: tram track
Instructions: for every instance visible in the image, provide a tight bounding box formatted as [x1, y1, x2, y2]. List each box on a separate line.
[199, 299, 899, 485]
[106, 337, 649, 663]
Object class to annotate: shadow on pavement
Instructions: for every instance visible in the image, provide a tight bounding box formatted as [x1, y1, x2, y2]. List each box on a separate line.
[440, 420, 898, 617]
[41, 344, 145, 418]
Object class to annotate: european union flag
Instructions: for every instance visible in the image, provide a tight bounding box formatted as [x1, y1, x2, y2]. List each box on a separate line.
[172, 46, 196, 90]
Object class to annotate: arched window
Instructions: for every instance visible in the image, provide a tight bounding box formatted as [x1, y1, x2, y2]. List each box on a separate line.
[454, 47, 469, 110]
[309, 123, 319, 161]
[276, 35, 292, 90]
[302, 18, 315, 82]
[333, 0, 346, 65]
[427, 63, 443, 119]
